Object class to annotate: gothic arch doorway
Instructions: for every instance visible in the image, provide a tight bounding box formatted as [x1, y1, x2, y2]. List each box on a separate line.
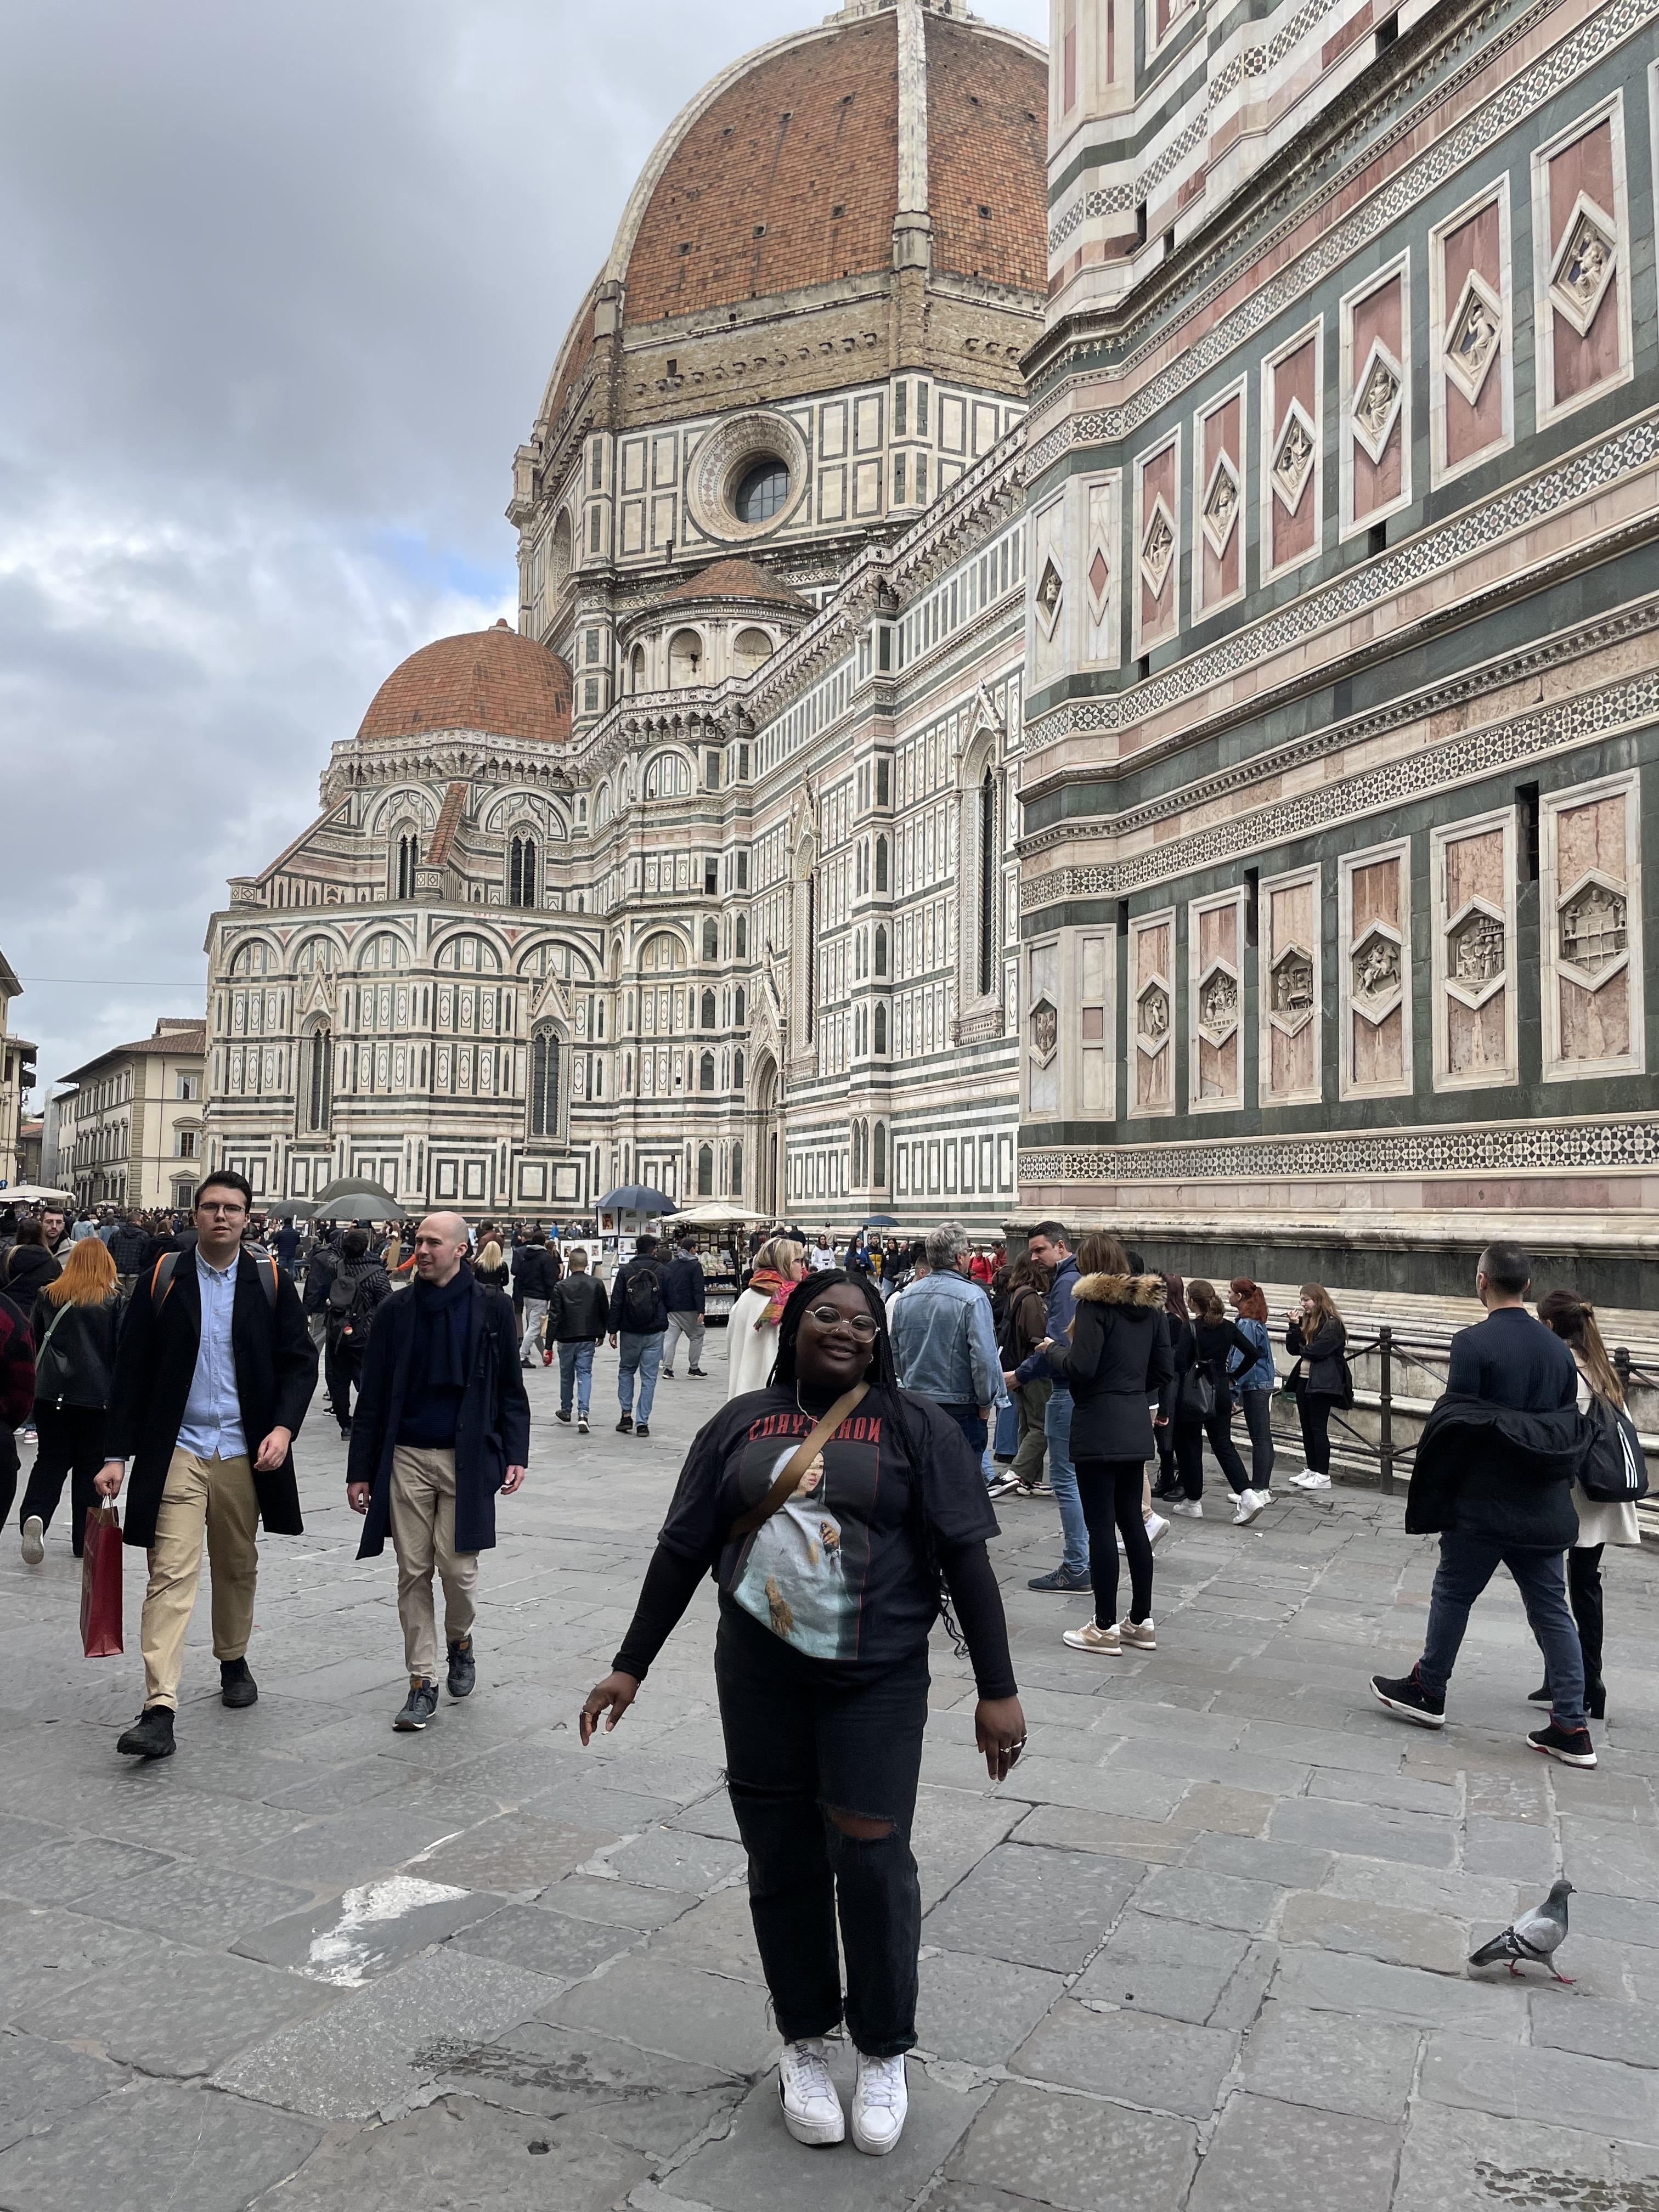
[752, 1049, 781, 1220]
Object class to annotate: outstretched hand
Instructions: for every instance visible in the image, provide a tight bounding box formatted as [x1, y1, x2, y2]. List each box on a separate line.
[580, 1671, 640, 1745]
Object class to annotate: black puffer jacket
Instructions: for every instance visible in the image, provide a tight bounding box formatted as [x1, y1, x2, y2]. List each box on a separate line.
[513, 1246, 558, 1301]
[1045, 1273, 1175, 1462]
[1406, 1393, 1587, 1549]
[2, 1244, 61, 1305]
[30, 1291, 121, 1410]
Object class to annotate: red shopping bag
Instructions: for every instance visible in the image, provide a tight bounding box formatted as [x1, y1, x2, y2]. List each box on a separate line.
[81, 1504, 123, 1657]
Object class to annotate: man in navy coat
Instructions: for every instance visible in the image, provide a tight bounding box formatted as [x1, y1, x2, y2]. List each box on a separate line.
[347, 1212, 529, 1731]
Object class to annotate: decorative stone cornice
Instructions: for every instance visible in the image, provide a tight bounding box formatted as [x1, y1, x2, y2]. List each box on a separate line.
[321, 730, 575, 807]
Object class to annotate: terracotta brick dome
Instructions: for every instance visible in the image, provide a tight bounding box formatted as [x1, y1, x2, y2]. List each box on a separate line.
[356, 622, 573, 745]
[616, 4, 1047, 327]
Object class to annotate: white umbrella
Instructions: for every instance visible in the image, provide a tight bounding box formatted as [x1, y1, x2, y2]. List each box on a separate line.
[668, 1202, 771, 1229]
[1, 1183, 75, 1204]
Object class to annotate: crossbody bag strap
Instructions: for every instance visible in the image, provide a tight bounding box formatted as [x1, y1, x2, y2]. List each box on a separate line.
[729, 1381, 870, 1541]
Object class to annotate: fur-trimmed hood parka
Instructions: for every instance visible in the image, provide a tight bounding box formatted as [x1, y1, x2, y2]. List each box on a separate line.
[1046, 1272, 1175, 1463]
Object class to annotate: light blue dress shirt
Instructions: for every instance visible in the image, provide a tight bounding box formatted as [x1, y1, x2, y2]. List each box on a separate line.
[177, 1250, 249, 1462]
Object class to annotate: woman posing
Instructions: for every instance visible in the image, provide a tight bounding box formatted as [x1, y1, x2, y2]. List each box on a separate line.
[725, 1238, 807, 1400]
[1535, 1290, 1642, 1721]
[582, 1273, 1024, 2157]
[1227, 1279, 1277, 1499]
[19, 1234, 122, 1563]
[1284, 1284, 1348, 1492]
[1038, 1234, 1172, 1655]
[1169, 1282, 1265, 1523]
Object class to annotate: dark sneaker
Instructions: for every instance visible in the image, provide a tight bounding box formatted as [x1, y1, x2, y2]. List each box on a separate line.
[1028, 1564, 1092, 1594]
[616, 1414, 633, 1434]
[578, 1416, 589, 1435]
[1527, 1682, 1552, 1705]
[661, 1370, 675, 1381]
[447, 1638, 476, 1700]
[117, 1706, 176, 1760]
[636, 1422, 650, 1437]
[555, 1408, 572, 1424]
[219, 1657, 258, 1708]
[338, 1425, 352, 1441]
[1530, 1723, 1596, 1768]
[394, 1679, 440, 1731]
[1371, 1668, 1446, 1728]
[687, 1368, 707, 1378]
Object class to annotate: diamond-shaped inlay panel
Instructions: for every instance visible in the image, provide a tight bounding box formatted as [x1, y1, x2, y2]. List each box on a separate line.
[1352, 339, 1404, 465]
[1029, 996, 1058, 1065]
[1036, 557, 1063, 629]
[1140, 499, 1176, 596]
[1271, 402, 1316, 514]
[1201, 454, 1241, 558]
[1550, 195, 1617, 337]
[1087, 549, 1109, 603]
[1445, 272, 1502, 406]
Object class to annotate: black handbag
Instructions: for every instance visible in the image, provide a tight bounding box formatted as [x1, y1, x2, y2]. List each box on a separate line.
[1177, 1365, 1215, 1421]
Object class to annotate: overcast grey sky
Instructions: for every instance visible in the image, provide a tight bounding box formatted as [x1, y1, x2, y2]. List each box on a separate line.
[0, 0, 1047, 1135]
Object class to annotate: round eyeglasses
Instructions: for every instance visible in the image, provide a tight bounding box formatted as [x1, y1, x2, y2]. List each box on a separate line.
[804, 1305, 878, 1339]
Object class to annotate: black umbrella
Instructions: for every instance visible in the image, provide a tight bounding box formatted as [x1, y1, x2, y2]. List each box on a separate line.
[861, 1215, 899, 1227]
[596, 1184, 679, 1215]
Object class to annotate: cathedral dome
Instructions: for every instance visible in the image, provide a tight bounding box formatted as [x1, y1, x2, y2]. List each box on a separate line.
[617, 2, 1047, 327]
[355, 621, 573, 746]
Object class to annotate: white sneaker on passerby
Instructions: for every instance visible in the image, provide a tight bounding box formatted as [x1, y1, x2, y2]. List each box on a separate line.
[778, 2038, 845, 2146]
[1170, 1499, 1203, 1518]
[1063, 1618, 1121, 1655]
[1287, 1468, 1318, 1488]
[1297, 1471, 1332, 1491]
[1145, 1512, 1171, 1547]
[1233, 1489, 1266, 1525]
[850, 2051, 907, 2155]
[21, 1515, 45, 1565]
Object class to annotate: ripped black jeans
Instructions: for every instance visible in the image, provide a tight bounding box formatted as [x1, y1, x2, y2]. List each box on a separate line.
[715, 1594, 928, 2058]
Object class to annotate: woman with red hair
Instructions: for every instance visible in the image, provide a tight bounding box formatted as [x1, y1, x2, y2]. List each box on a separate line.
[20, 1234, 121, 1562]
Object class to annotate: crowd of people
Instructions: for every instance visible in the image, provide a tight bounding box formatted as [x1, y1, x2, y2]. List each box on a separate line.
[0, 1185, 1641, 2157]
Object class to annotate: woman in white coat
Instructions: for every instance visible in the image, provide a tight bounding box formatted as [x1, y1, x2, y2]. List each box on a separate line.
[1536, 1289, 1642, 1722]
[726, 1238, 806, 1399]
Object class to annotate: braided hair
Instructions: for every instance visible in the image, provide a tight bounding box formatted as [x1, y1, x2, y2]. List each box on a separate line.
[770, 1269, 966, 1651]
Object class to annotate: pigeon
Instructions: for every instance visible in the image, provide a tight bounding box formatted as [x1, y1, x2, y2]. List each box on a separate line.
[1468, 1880, 1574, 1982]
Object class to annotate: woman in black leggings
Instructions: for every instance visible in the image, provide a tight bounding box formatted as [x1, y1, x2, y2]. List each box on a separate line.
[1284, 1284, 1348, 1493]
[1170, 1282, 1262, 1523]
[1039, 1233, 1173, 1657]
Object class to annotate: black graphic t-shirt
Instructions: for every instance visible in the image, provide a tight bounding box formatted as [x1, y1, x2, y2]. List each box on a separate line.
[656, 1386, 998, 1667]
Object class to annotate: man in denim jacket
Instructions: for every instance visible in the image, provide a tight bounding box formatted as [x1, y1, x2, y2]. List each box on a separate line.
[889, 1223, 1005, 1486]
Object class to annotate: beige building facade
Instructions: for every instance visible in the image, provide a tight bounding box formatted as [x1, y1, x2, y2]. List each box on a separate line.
[63, 1020, 206, 1212]
[0, 949, 35, 1194]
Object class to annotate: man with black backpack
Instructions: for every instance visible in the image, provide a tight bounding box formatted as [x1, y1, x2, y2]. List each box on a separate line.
[93, 1171, 318, 1762]
[607, 1232, 668, 1437]
[324, 1229, 392, 1438]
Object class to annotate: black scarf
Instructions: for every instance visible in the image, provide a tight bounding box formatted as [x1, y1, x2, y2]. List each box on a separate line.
[411, 1267, 472, 1388]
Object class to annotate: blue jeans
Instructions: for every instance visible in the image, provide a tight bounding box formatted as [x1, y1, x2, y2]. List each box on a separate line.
[1045, 1384, 1087, 1574]
[940, 1404, 988, 1478]
[1418, 1534, 1587, 1730]
[617, 1330, 664, 1422]
[558, 1340, 595, 1416]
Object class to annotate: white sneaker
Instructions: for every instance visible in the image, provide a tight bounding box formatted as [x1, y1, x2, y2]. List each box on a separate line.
[1170, 1499, 1204, 1518]
[1298, 1472, 1332, 1491]
[1233, 1489, 1266, 1526]
[1145, 1512, 1171, 1547]
[778, 2038, 845, 2146]
[1288, 1468, 1317, 1488]
[20, 1515, 44, 1566]
[850, 2050, 907, 2155]
[1062, 1619, 1121, 1655]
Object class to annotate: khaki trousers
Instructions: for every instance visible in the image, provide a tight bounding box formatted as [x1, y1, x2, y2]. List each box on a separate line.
[141, 1447, 261, 1711]
[390, 1445, 478, 1683]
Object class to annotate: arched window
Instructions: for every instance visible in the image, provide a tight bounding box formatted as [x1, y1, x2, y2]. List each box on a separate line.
[644, 751, 693, 800]
[509, 835, 538, 910]
[630, 643, 646, 693]
[697, 1143, 715, 1195]
[700, 988, 716, 1029]
[735, 915, 748, 958]
[529, 1027, 559, 1138]
[874, 1003, 888, 1054]
[395, 833, 418, 900]
[978, 766, 998, 997]
[731, 1139, 744, 1195]
[733, 626, 773, 677]
[874, 924, 888, 978]
[698, 1049, 715, 1093]
[734, 1047, 744, 1089]
[733, 985, 746, 1026]
[595, 782, 613, 828]
[874, 837, 889, 894]
[702, 917, 718, 961]
[305, 1026, 331, 1132]
[668, 629, 704, 686]
[872, 1121, 887, 1188]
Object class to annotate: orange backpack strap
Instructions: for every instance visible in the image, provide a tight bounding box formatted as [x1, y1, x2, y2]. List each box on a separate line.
[151, 1251, 180, 1311]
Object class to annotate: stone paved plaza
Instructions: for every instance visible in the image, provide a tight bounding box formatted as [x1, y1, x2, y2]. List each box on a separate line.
[3, 1339, 1659, 2211]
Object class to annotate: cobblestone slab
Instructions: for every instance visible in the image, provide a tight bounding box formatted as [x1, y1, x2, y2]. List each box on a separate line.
[18, 1939, 342, 2076]
[1187, 2092, 1400, 2212]
[0, 2079, 322, 2212]
[945, 2079, 1197, 2212]
[0, 2030, 126, 2153]
[1238, 2000, 1420, 2121]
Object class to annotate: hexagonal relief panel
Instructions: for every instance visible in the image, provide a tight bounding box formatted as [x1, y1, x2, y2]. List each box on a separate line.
[1558, 878, 1627, 979]
[1137, 981, 1171, 1049]
[1268, 946, 1314, 1031]
[1197, 964, 1239, 1040]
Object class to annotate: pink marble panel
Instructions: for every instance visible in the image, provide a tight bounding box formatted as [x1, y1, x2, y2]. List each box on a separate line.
[1271, 338, 1318, 569]
[1549, 121, 1622, 407]
[1443, 200, 1504, 464]
[1352, 274, 1403, 517]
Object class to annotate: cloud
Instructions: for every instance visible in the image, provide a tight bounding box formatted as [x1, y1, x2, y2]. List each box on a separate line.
[0, 0, 1046, 1121]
